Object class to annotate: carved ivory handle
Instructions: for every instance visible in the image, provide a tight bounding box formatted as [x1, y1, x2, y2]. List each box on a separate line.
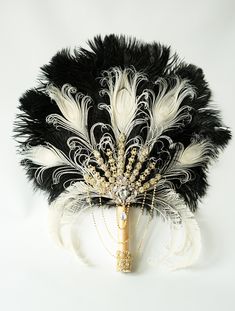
[116, 204, 132, 272]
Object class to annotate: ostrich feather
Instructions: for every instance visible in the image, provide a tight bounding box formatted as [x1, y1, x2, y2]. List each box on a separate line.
[47, 186, 81, 248]
[48, 182, 90, 265]
[165, 207, 201, 271]
[48, 203, 64, 247]
[155, 187, 201, 270]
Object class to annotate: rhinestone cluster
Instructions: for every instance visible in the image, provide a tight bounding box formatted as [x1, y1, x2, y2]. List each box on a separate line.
[84, 134, 161, 204]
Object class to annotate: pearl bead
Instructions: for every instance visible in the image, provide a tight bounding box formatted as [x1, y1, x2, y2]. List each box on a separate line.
[101, 164, 107, 171]
[84, 174, 90, 181]
[97, 159, 104, 165]
[155, 173, 161, 181]
[130, 176, 135, 182]
[141, 147, 148, 156]
[105, 171, 111, 178]
[119, 133, 125, 142]
[117, 162, 124, 168]
[93, 150, 100, 158]
[143, 182, 150, 190]
[131, 148, 137, 155]
[136, 181, 141, 187]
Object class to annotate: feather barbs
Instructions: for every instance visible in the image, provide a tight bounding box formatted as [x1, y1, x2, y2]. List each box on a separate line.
[147, 77, 195, 145]
[99, 67, 148, 138]
[22, 144, 70, 167]
[47, 84, 91, 138]
[177, 140, 214, 167]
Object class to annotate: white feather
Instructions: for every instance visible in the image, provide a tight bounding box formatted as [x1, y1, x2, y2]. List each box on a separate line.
[48, 182, 90, 265]
[69, 206, 91, 265]
[177, 140, 213, 167]
[23, 144, 70, 167]
[152, 187, 201, 270]
[168, 207, 201, 271]
[163, 140, 214, 183]
[48, 203, 64, 247]
[100, 68, 147, 137]
[47, 84, 91, 137]
[147, 78, 195, 144]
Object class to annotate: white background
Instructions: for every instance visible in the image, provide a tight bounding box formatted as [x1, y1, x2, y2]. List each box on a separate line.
[0, 0, 235, 310]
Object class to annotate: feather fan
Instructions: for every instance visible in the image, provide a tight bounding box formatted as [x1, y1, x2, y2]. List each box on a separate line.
[14, 35, 231, 272]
